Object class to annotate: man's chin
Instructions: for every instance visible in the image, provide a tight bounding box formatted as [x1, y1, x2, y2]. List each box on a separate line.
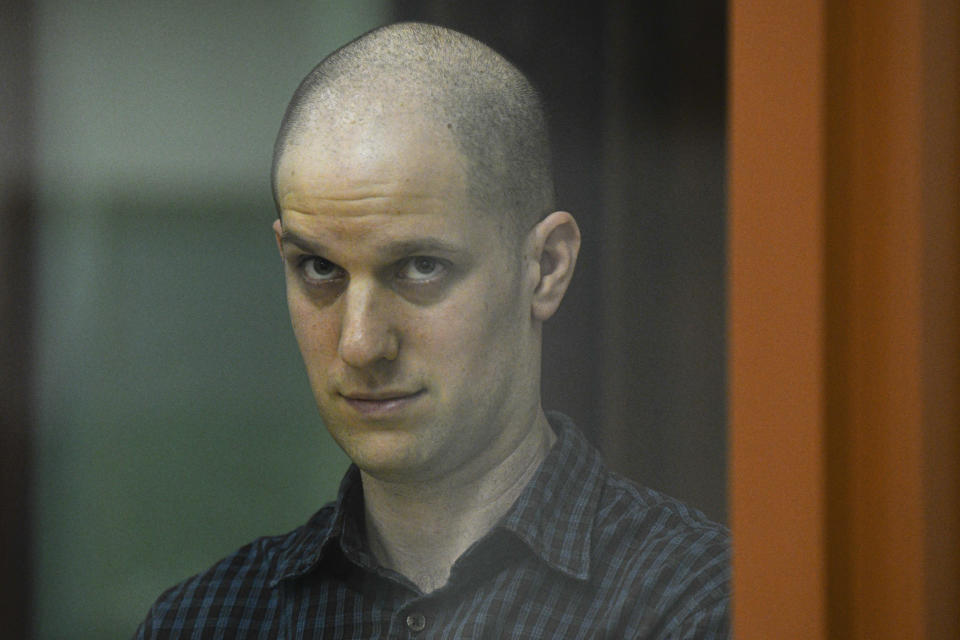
[328, 426, 432, 480]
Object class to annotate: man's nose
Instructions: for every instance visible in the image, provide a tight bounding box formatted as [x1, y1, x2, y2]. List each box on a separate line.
[337, 282, 399, 368]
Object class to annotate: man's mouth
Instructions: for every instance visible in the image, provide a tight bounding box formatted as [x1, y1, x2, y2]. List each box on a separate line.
[339, 389, 425, 417]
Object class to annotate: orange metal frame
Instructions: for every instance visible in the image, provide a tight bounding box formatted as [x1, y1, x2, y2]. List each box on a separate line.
[729, 1, 959, 638]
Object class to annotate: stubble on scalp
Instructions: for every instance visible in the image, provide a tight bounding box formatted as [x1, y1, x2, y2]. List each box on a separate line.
[272, 22, 556, 240]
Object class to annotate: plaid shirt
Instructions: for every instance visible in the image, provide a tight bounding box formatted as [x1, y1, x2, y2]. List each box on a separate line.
[135, 412, 730, 639]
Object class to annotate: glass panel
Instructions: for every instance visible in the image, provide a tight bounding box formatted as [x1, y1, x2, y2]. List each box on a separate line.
[32, 2, 388, 637]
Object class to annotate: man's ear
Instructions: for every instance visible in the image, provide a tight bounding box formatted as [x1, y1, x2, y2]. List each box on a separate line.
[272, 219, 284, 256]
[528, 211, 581, 322]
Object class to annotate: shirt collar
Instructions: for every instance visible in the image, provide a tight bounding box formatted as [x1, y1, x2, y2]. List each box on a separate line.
[269, 411, 604, 587]
[496, 411, 605, 581]
[268, 466, 362, 588]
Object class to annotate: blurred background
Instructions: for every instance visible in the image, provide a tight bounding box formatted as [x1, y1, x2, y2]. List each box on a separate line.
[1, 1, 726, 637]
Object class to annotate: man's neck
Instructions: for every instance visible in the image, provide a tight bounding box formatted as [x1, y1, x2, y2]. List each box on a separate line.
[359, 411, 556, 593]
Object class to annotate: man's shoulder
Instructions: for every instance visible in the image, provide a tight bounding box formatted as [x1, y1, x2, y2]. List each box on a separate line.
[596, 470, 729, 545]
[590, 470, 730, 632]
[541, 411, 729, 592]
[134, 502, 337, 638]
[516, 413, 731, 637]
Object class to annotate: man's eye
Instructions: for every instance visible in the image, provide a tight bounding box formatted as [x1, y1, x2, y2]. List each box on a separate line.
[399, 257, 445, 282]
[301, 257, 343, 282]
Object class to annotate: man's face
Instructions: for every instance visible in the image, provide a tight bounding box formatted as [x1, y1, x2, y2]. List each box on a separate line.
[273, 113, 542, 484]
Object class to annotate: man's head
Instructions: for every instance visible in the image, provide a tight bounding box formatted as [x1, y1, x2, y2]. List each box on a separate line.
[273, 22, 555, 237]
[272, 23, 580, 484]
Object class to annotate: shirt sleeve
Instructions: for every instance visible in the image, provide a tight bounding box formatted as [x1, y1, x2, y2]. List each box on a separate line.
[132, 606, 156, 639]
[132, 620, 148, 639]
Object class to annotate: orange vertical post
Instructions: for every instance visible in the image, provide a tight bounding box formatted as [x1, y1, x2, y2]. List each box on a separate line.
[729, 0, 959, 638]
[728, 2, 829, 638]
[823, 1, 960, 637]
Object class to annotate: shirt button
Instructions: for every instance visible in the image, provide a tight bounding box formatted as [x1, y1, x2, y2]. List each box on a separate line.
[405, 612, 426, 632]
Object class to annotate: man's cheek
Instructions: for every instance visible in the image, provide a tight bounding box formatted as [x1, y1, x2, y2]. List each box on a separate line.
[293, 316, 340, 364]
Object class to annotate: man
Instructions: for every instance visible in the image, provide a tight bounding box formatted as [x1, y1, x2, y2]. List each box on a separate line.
[136, 22, 729, 639]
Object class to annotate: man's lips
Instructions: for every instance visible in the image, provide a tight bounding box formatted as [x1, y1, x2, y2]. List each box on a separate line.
[339, 389, 425, 417]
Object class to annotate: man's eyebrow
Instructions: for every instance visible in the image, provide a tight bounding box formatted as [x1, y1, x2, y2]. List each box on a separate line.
[379, 238, 468, 257]
[279, 231, 327, 254]
[278, 231, 467, 258]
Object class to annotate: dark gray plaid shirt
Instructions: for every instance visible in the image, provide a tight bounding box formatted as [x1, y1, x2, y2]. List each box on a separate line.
[135, 412, 730, 639]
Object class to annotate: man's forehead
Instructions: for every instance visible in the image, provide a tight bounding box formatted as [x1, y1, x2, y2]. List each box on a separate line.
[278, 190, 450, 218]
[275, 116, 468, 209]
[283, 91, 453, 155]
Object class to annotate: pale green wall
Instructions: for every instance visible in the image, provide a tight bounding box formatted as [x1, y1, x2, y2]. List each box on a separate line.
[31, 2, 390, 637]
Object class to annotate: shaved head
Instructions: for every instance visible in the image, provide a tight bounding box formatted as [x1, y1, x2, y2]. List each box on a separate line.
[272, 22, 555, 234]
